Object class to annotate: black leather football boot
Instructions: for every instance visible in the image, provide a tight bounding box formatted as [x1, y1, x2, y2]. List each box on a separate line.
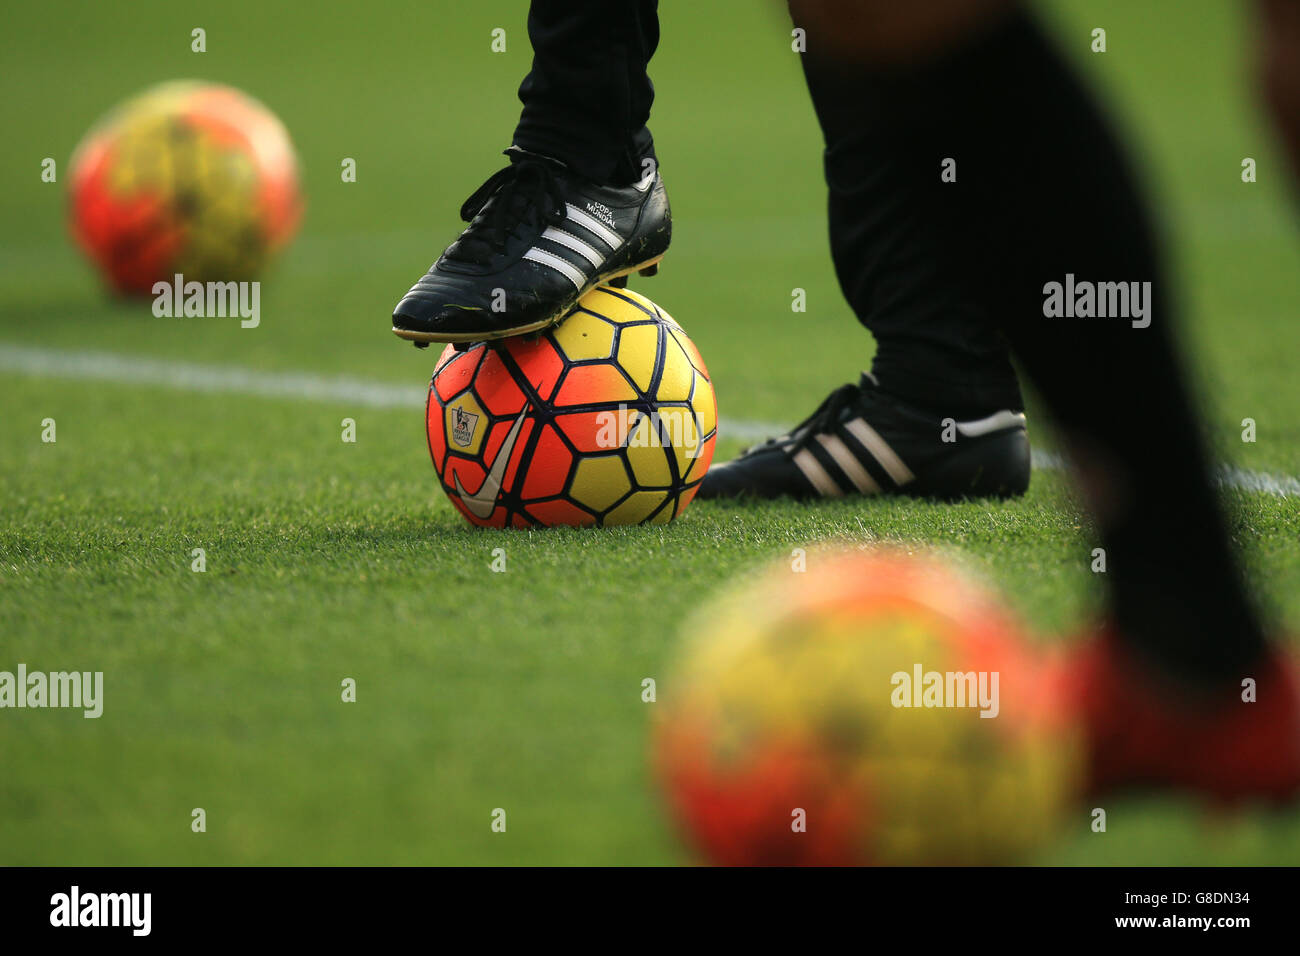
[392, 148, 671, 346]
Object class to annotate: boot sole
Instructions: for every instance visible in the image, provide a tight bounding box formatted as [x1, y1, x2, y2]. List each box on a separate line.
[392, 255, 665, 345]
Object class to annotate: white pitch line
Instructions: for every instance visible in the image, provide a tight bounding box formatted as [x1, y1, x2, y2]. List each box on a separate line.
[1030, 449, 1300, 497]
[1209, 464, 1300, 498]
[2, 343, 1297, 497]
[0, 342, 423, 410]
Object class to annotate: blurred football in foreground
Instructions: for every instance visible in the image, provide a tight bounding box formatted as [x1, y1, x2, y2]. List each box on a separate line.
[655, 547, 1080, 865]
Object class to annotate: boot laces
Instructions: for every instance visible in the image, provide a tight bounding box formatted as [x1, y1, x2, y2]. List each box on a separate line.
[447, 159, 568, 266]
[743, 381, 863, 455]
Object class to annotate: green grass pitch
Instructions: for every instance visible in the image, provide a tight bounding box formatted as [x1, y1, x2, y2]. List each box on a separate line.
[1, 0, 1299, 864]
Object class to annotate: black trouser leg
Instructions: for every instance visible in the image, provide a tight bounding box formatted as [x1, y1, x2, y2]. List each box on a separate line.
[799, 30, 1025, 418]
[512, 0, 660, 185]
[798, 7, 1266, 682]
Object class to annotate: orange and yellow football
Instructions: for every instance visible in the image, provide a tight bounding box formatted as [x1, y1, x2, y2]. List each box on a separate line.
[426, 287, 717, 528]
[68, 80, 302, 295]
[655, 548, 1080, 865]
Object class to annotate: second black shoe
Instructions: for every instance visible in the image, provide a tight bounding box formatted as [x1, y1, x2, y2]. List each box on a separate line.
[392, 148, 671, 345]
[698, 375, 1030, 500]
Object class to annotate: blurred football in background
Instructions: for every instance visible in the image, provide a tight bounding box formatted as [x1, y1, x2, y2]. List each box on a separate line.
[68, 79, 302, 295]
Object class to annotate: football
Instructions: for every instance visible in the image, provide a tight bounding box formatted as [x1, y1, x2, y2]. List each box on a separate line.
[654, 548, 1080, 865]
[426, 286, 717, 527]
[68, 80, 302, 295]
